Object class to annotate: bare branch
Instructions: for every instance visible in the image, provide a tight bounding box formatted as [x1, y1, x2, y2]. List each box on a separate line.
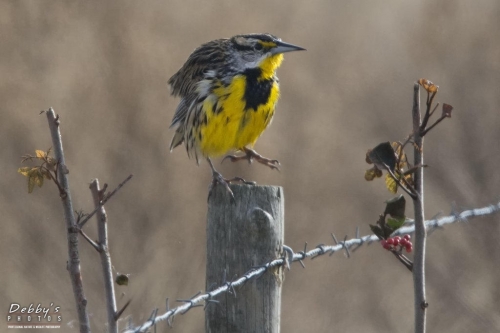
[90, 179, 118, 333]
[412, 83, 427, 333]
[46, 108, 91, 333]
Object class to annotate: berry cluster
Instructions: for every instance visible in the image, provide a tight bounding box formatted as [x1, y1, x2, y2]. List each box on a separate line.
[381, 234, 413, 253]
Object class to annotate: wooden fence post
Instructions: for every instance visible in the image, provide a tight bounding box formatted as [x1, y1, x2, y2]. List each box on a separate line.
[206, 184, 284, 333]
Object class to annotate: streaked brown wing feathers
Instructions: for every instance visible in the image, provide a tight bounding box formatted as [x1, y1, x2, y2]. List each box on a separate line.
[168, 39, 228, 97]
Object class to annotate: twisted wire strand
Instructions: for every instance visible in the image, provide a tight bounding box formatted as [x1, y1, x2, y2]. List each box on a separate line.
[123, 202, 500, 332]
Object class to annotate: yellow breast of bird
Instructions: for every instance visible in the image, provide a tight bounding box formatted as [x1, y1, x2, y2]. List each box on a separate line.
[197, 74, 280, 157]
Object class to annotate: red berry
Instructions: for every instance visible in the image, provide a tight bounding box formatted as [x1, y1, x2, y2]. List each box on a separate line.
[406, 245, 413, 253]
[393, 236, 401, 246]
[400, 239, 408, 246]
[387, 238, 394, 245]
[403, 234, 411, 241]
[383, 243, 392, 250]
[381, 239, 387, 246]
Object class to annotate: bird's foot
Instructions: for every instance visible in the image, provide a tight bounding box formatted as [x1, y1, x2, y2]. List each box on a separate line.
[208, 171, 256, 203]
[222, 147, 280, 171]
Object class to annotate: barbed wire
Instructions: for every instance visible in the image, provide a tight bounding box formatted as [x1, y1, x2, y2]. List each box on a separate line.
[122, 201, 500, 333]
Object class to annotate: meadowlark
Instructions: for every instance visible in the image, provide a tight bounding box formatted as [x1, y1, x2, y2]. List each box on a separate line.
[169, 33, 305, 199]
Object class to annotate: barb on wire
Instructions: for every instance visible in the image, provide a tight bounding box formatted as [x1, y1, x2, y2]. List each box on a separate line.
[342, 235, 351, 258]
[122, 202, 500, 333]
[351, 226, 364, 252]
[147, 309, 158, 325]
[297, 242, 307, 268]
[204, 299, 220, 310]
[282, 245, 294, 270]
[177, 292, 204, 314]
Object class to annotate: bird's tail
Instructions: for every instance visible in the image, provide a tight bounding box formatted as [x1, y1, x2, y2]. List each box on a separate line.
[169, 129, 184, 151]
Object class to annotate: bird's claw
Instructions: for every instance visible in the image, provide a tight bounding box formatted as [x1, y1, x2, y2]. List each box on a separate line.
[222, 148, 281, 171]
[208, 174, 257, 204]
[227, 177, 257, 186]
[221, 154, 248, 164]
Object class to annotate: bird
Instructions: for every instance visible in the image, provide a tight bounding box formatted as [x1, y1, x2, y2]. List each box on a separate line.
[168, 33, 305, 200]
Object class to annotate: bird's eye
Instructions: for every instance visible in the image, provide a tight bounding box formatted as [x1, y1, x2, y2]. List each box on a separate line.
[254, 43, 263, 51]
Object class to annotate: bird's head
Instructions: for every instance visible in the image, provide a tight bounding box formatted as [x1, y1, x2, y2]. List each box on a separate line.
[229, 33, 305, 78]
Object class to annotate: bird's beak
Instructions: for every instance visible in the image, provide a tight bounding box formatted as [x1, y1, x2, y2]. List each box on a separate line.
[271, 40, 306, 55]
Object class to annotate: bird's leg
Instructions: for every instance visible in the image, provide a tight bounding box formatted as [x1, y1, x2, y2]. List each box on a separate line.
[222, 147, 280, 171]
[207, 158, 255, 203]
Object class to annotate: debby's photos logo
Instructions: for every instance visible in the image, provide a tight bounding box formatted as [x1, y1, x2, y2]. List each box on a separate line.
[6, 303, 62, 329]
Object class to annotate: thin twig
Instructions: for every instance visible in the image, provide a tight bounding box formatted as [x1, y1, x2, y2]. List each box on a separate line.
[420, 91, 436, 132]
[420, 115, 447, 136]
[403, 164, 427, 176]
[428, 102, 440, 118]
[385, 167, 417, 199]
[79, 230, 99, 251]
[115, 300, 132, 321]
[389, 250, 413, 271]
[78, 174, 133, 228]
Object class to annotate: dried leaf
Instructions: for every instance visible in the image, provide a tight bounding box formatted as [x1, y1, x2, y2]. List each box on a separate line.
[385, 174, 398, 194]
[45, 157, 57, 171]
[404, 174, 414, 187]
[392, 142, 407, 169]
[365, 167, 383, 181]
[418, 78, 439, 93]
[442, 103, 453, 118]
[35, 150, 46, 159]
[18, 167, 32, 177]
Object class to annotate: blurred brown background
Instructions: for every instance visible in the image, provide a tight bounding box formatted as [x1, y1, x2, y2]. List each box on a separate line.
[2, 1, 500, 332]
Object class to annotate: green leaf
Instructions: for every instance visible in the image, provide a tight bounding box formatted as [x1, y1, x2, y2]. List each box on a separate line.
[35, 169, 44, 188]
[387, 217, 406, 230]
[28, 174, 36, 193]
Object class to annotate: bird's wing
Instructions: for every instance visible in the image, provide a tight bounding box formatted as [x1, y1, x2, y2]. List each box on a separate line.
[168, 38, 228, 97]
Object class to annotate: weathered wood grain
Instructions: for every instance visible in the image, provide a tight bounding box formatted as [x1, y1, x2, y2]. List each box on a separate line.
[206, 184, 284, 333]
